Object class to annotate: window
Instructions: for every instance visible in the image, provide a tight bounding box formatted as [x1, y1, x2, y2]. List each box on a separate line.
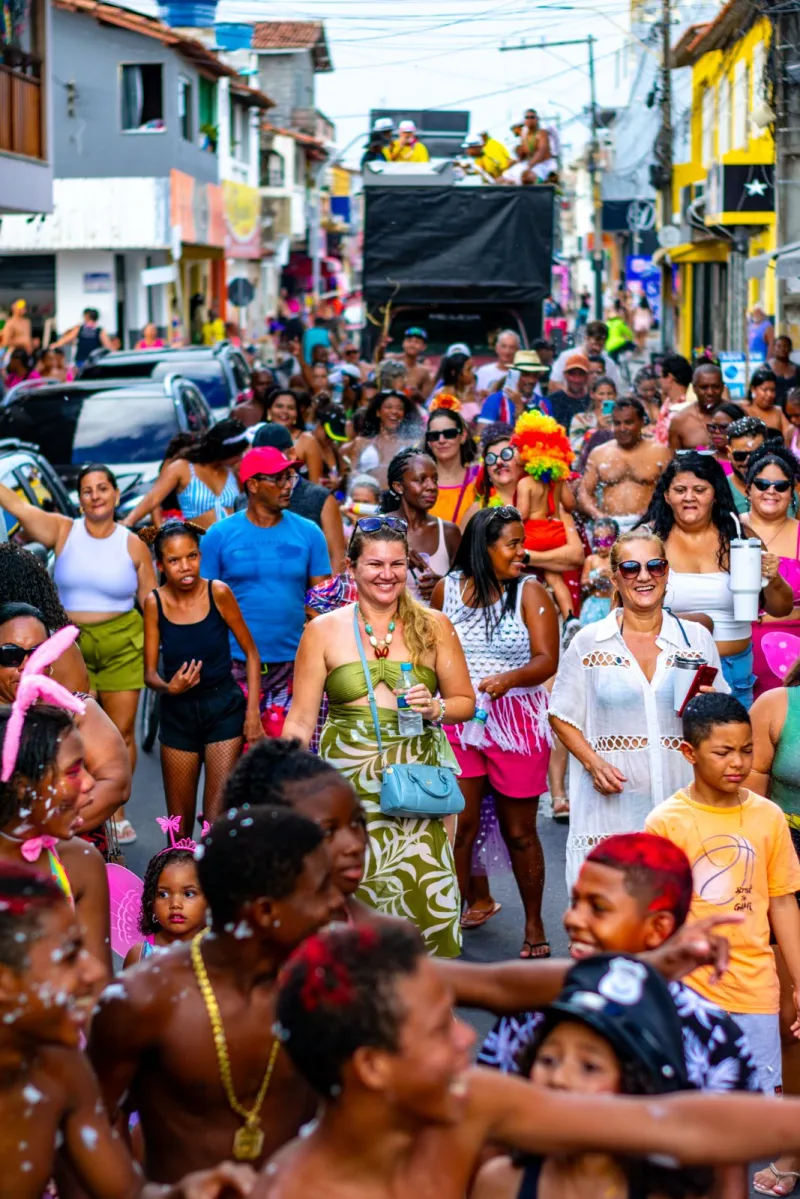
[121, 64, 164, 132]
[733, 58, 749, 148]
[701, 86, 715, 167]
[180, 385, 211, 434]
[198, 77, 217, 148]
[261, 149, 285, 187]
[178, 75, 193, 141]
[752, 41, 766, 110]
[718, 74, 731, 156]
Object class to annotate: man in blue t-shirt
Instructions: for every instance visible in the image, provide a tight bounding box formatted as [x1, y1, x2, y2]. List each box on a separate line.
[201, 446, 331, 729]
[478, 348, 550, 425]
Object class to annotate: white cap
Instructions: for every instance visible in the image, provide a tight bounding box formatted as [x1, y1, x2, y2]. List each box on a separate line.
[462, 134, 483, 148]
[446, 342, 471, 357]
[371, 117, 394, 133]
[398, 119, 417, 133]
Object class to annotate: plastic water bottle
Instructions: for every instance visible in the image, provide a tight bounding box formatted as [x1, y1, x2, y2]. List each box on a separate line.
[397, 663, 424, 737]
[462, 693, 491, 748]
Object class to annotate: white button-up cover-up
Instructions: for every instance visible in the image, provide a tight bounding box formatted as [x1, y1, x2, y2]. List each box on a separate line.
[549, 608, 729, 890]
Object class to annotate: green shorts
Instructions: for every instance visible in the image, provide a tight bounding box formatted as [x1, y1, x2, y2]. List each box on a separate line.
[77, 610, 144, 693]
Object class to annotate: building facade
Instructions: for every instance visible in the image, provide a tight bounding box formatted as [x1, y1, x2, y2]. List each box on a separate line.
[1, 0, 53, 214]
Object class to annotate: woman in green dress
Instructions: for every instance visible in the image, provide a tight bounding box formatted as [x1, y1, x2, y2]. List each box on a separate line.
[283, 516, 475, 957]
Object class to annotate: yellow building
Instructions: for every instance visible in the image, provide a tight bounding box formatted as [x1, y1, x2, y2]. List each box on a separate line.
[667, 2, 774, 357]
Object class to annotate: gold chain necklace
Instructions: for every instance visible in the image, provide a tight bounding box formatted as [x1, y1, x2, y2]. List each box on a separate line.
[190, 929, 280, 1161]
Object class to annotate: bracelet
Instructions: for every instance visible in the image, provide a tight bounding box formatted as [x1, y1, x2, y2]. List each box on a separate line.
[437, 697, 447, 723]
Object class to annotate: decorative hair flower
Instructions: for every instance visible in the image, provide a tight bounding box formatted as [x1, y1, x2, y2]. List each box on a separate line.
[429, 392, 462, 413]
[511, 410, 573, 484]
[1, 626, 86, 783]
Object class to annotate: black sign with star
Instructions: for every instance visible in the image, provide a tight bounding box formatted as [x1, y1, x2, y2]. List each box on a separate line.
[709, 163, 774, 216]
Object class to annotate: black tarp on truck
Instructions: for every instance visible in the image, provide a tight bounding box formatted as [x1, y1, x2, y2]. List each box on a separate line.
[362, 184, 555, 353]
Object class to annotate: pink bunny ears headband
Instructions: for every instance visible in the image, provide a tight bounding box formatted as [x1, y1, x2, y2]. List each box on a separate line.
[156, 815, 211, 856]
[1, 626, 86, 783]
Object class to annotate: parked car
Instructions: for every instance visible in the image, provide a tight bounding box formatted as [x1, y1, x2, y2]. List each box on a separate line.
[0, 439, 79, 568]
[78, 343, 251, 412]
[0, 375, 213, 516]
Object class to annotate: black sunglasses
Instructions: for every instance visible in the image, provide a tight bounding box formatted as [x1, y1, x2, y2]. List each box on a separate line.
[705, 422, 730, 434]
[731, 449, 754, 463]
[616, 557, 669, 580]
[485, 446, 516, 466]
[426, 427, 460, 442]
[356, 516, 408, 534]
[0, 643, 37, 669]
[752, 477, 792, 493]
[488, 505, 522, 520]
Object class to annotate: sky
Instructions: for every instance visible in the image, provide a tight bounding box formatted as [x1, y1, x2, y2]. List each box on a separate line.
[207, 0, 642, 164]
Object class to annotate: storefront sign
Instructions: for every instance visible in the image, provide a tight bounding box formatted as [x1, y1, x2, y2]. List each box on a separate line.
[222, 180, 261, 260]
[83, 272, 112, 292]
[719, 350, 765, 398]
[170, 170, 225, 248]
[625, 255, 661, 324]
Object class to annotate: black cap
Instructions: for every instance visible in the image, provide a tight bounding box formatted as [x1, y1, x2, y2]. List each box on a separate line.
[253, 422, 294, 451]
[322, 405, 348, 443]
[543, 954, 689, 1093]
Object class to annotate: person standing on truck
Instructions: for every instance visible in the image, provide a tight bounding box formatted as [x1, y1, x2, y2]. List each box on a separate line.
[387, 120, 430, 162]
[460, 134, 510, 180]
[361, 117, 394, 167]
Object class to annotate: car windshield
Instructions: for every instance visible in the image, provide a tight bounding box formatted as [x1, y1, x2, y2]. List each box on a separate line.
[0, 393, 176, 465]
[160, 361, 229, 409]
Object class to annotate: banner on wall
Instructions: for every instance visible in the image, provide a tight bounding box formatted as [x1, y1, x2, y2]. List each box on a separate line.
[625, 255, 661, 324]
[222, 181, 262, 260]
[170, 170, 225, 248]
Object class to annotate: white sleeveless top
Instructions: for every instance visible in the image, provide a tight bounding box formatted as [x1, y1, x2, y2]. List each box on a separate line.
[407, 520, 452, 603]
[442, 572, 550, 753]
[54, 520, 138, 613]
[664, 570, 751, 642]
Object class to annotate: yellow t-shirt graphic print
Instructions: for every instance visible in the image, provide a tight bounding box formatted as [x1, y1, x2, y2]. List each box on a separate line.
[647, 789, 800, 1014]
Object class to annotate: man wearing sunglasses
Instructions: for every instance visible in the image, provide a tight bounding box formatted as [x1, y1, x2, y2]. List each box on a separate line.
[668, 363, 725, 450]
[577, 398, 672, 533]
[201, 446, 331, 733]
[726, 415, 767, 515]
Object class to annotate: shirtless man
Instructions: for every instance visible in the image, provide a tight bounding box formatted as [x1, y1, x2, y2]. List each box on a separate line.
[257, 923, 800, 1199]
[577, 398, 671, 533]
[668, 363, 724, 449]
[0, 863, 254, 1199]
[0, 299, 33, 357]
[397, 326, 433, 399]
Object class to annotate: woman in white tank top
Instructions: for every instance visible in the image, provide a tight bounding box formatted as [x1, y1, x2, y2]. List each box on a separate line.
[431, 506, 560, 959]
[384, 449, 461, 604]
[643, 452, 792, 709]
[0, 465, 156, 844]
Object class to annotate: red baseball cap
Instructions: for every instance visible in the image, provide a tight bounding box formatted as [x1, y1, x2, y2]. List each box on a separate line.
[239, 447, 298, 482]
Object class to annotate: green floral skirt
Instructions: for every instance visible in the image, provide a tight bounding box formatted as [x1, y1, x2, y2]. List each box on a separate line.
[320, 704, 461, 958]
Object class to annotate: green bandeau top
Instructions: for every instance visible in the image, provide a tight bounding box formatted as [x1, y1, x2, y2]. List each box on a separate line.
[326, 660, 438, 706]
[771, 686, 800, 820]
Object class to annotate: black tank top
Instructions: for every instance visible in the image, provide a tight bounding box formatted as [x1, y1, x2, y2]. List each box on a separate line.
[154, 582, 232, 690]
[290, 476, 328, 527]
[517, 1159, 648, 1199]
[75, 324, 103, 365]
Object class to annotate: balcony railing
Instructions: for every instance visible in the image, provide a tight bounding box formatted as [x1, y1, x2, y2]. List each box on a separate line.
[0, 49, 43, 160]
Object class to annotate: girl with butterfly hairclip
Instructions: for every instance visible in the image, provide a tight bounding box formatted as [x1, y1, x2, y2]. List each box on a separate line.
[122, 816, 208, 969]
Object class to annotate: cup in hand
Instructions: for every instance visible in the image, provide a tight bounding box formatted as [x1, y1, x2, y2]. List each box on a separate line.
[673, 653, 706, 713]
[729, 537, 763, 621]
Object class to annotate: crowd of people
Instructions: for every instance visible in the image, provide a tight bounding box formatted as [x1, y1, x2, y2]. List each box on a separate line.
[6, 304, 800, 1196]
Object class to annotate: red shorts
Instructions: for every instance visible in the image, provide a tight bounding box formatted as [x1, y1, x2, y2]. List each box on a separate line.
[446, 726, 549, 798]
[524, 518, 568, 552]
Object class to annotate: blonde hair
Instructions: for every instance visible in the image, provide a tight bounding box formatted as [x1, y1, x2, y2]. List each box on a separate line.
[348, 525, 440, 669]
[609, 528, 666, 608]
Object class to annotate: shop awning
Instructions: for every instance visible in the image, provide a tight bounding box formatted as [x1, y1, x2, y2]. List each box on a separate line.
[745, 239, 800, 280]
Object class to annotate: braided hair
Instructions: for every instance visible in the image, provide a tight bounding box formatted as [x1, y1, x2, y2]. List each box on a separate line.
[381, 447, 432, 513]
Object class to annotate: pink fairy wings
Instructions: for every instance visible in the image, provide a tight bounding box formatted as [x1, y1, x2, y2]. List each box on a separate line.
[156, 814, 199, 854]
[1, 626, 86, 783]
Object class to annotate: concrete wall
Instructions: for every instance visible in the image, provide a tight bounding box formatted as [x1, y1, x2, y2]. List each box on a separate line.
[256, 50, 314, 129]
[55, 249, 117, 334]
[52, 7, 218, 185]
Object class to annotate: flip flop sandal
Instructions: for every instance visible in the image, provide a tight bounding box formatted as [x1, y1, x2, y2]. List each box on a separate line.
[754, 1166, 800, 1195]
[111, 818, 137, 846]
[551, 796, 570, 824]
[460, 901, 502, 930]
[520, 940, 551, 960]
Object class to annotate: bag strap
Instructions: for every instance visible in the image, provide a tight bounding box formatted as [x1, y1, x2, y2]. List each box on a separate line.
[353, 605, 384, 755]
[451, 470, 472, 524]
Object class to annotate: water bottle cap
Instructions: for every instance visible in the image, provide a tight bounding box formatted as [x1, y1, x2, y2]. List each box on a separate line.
[401, 662, 412, 671]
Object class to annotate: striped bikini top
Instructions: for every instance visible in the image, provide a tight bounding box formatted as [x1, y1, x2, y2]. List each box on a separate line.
[178, 464, 239, 522]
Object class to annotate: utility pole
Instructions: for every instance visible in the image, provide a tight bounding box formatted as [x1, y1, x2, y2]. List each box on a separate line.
[658, 0, 674, 350]
[500, 36, 604, 320]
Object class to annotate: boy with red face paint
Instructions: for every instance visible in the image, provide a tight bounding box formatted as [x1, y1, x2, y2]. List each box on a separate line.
[478, 832, 758, 1094]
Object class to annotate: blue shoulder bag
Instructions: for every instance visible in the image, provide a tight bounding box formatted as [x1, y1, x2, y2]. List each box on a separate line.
[353, 606, 464, 819]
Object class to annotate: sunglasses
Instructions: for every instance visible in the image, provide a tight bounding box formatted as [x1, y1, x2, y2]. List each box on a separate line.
[488, 505, 522, 520]
[0, 643, 37, 669]
[252, 469, 295, 485]
[593, 535, 617, 548]
[485, 446, 516, 466]
[705, 423, 730, 434]
[752, 477, 792, 493]
[616, 557, 669, 580]
[356, 516, 408, 534]
[730, 449, 754, 463]
[426, 427, 460, 442]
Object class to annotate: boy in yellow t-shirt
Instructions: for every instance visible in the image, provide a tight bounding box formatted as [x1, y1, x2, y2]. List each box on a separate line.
[646, 692, 800, 1095]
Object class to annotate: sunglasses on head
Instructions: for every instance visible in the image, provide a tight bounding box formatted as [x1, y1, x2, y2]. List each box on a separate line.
[616, 557, 669, 580]
[356, 516, 408, 534]
[426, 427, 460, 442]
[485, 446, 516, 466]
[752, 477, 792, 493]
[488, 505, 522, 520]
[0, 643, 37, 669]
[731, 449, 753, 463]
